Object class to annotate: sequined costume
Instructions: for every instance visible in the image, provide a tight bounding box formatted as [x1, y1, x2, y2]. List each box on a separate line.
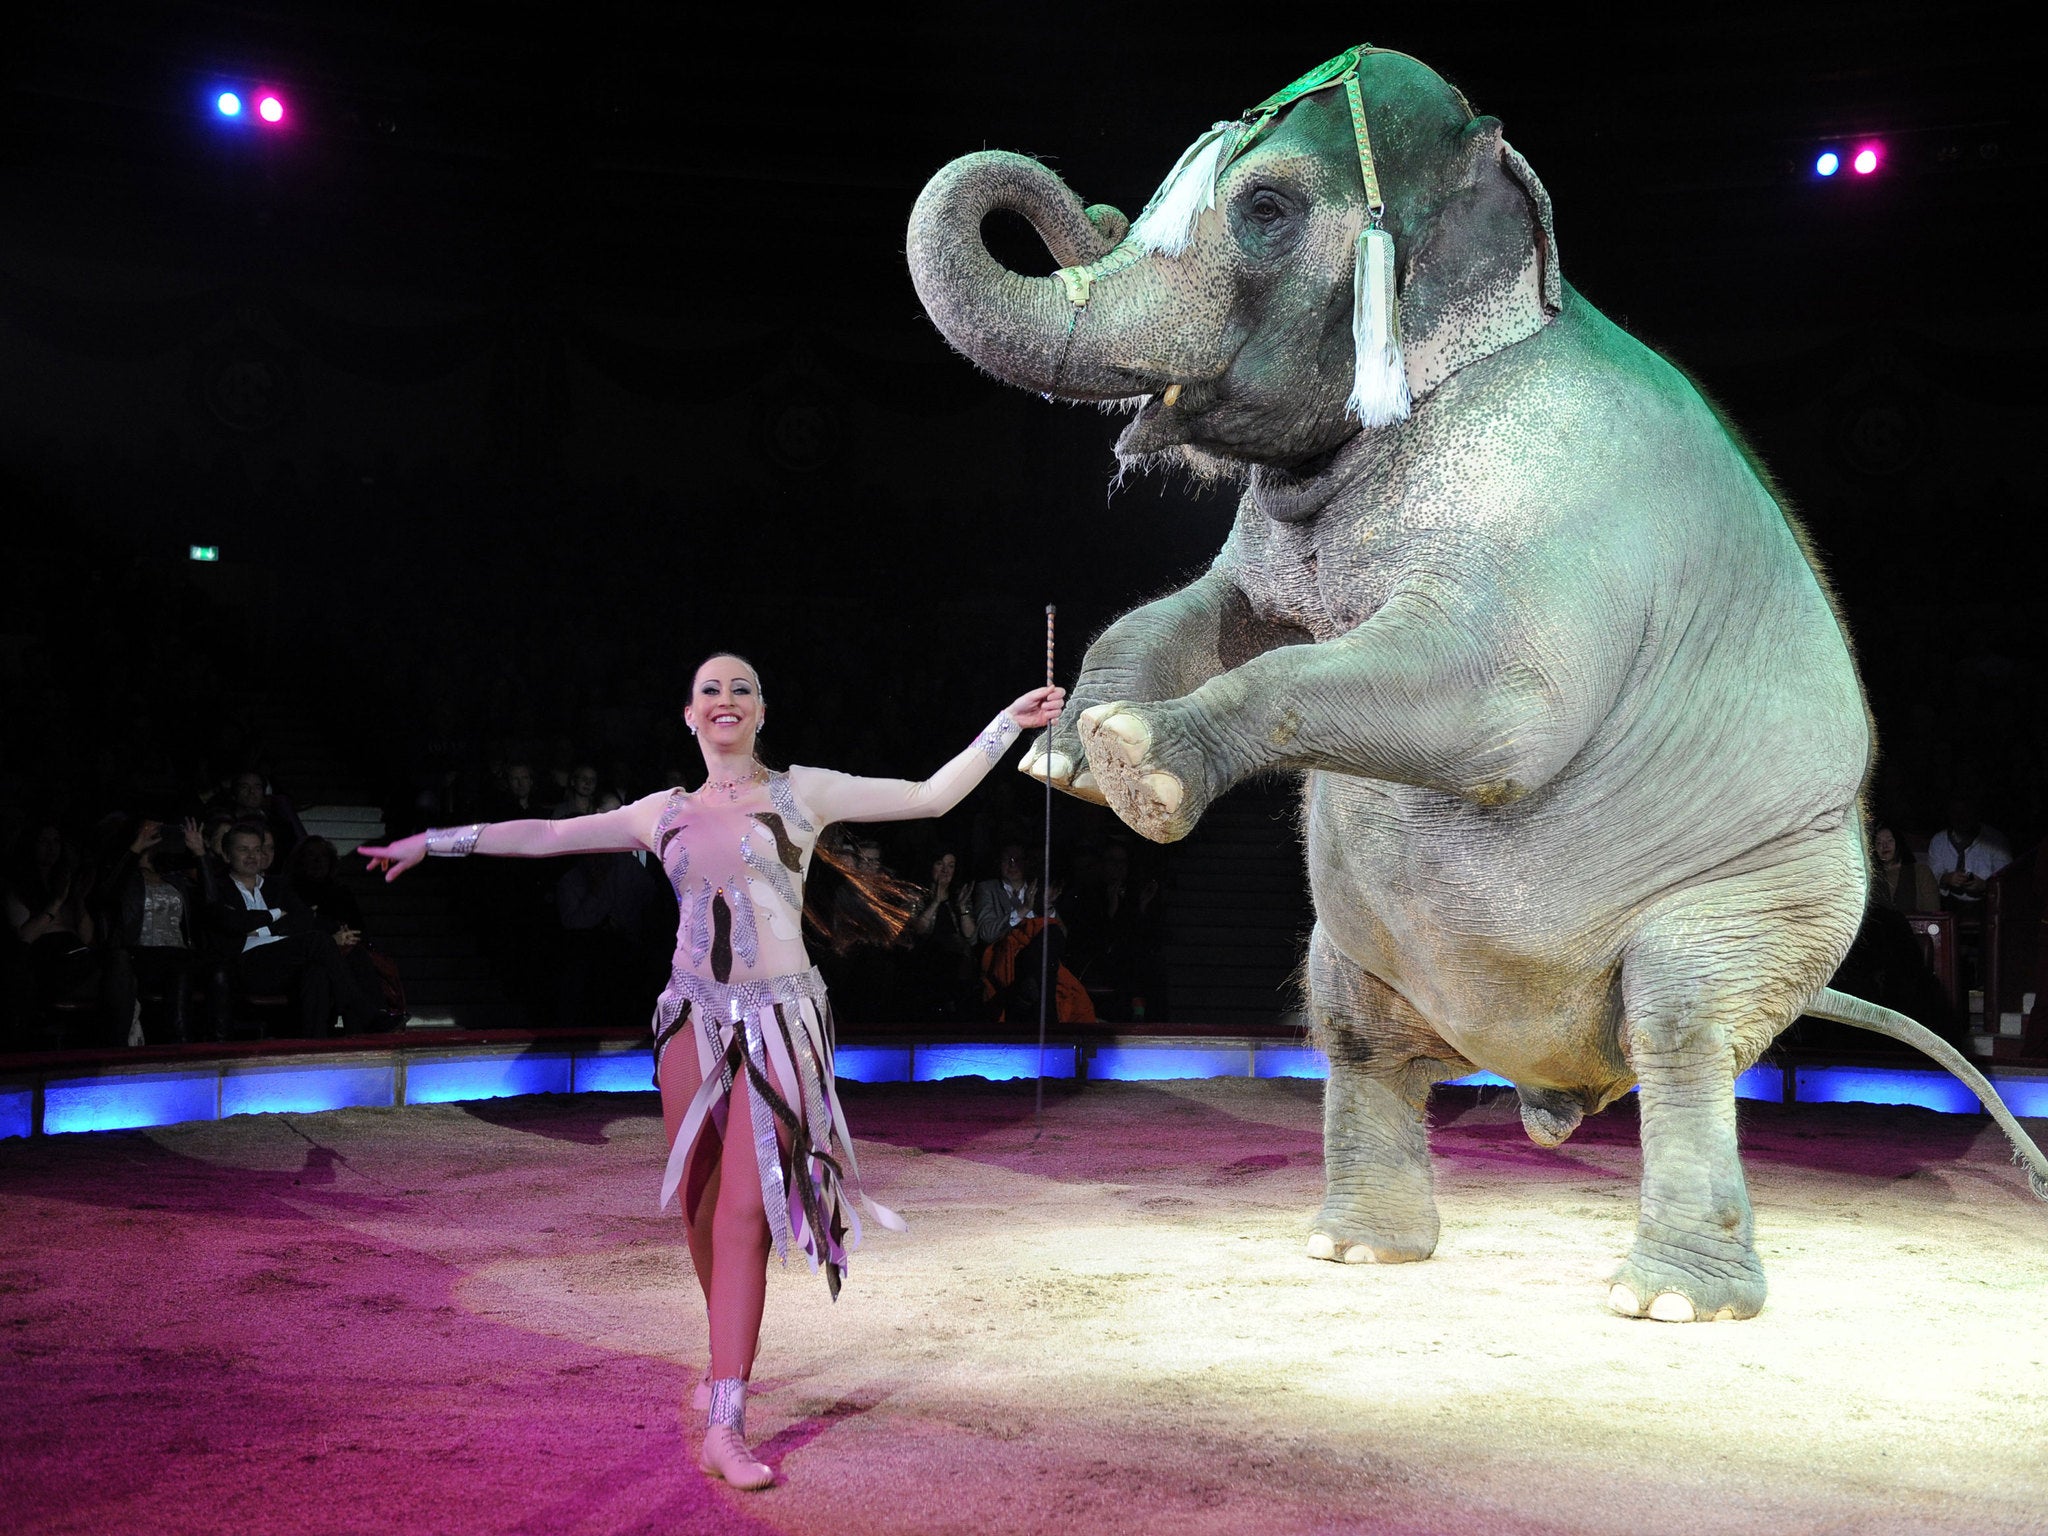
[633, 717, 1020, 1298]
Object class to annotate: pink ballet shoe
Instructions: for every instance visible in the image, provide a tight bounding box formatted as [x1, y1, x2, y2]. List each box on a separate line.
[700, 1425, 773, 1491]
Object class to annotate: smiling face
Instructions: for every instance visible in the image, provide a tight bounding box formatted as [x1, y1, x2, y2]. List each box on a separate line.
[225, 828, 266, 883]
[685, 654, 764, 756]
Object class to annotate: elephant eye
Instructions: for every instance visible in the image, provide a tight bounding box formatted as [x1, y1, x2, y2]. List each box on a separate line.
[1249, 190, 1286, 225]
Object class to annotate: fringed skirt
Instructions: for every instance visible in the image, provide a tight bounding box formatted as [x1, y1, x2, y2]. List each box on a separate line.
[651, 965, 903, 1299]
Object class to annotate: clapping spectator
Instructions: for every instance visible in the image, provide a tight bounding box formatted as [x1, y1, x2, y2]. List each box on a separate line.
[904, 850, 976, 1020]
[101, 816, 209, 1043]
[971, 843, 1036, 947]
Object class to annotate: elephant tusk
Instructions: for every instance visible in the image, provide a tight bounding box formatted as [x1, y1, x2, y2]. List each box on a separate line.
[1161, 383, 1182, 408]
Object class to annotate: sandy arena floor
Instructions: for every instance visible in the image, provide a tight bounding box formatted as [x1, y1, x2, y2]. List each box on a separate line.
[1, 1077, 2044, 1535]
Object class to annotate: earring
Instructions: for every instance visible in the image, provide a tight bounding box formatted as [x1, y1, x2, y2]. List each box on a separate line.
[688, 724, 698, 736]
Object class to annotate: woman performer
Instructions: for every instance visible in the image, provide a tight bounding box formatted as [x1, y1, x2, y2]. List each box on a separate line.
[360, 654, 1061, 1491]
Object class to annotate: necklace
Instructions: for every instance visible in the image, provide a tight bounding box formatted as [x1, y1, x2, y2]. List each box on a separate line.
[700, 766, 766, 803]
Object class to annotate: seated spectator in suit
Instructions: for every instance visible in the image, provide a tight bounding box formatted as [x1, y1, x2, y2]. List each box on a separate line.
[971, 844, 1036, 948]
[1925, 796, 2012, 909]
[4, 821, 135, 1048]
[1869, 825, 1938, 913]
[209, 823, 379, 1037]
[101, 817, 211, 1043]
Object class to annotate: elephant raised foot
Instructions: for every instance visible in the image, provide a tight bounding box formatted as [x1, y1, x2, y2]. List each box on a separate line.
[1077, 701, 1206, 843]
[1018, 737, 1107, 806]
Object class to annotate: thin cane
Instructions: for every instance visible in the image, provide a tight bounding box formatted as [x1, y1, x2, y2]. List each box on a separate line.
[1035, 604, 1055, 1136]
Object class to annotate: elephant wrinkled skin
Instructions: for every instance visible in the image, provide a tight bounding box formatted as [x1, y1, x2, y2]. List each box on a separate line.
[907, 48, 2047, 1323]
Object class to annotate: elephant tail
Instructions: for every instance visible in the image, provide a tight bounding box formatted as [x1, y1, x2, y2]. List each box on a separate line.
[1804, 987, 2048, 1201]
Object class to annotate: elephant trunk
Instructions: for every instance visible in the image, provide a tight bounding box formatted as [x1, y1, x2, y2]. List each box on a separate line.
[907, 151, 1216, 404]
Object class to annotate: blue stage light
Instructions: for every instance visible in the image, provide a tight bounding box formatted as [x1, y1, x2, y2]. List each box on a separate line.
[571, 1050, 656, 1093]
[1090, 1045, 1252, 1081]
[1815, 150, 1839, 177]
[221, 1063, 395, 1118]
[405, 1051, 573, 1105]
[217, 91, 242, 119]
[913, 1044, 1075, 1082]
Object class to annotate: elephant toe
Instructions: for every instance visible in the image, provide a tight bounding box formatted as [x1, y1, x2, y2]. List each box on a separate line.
[1607, 1251, 1762, 1322]
[1078, 704, 1199, 843]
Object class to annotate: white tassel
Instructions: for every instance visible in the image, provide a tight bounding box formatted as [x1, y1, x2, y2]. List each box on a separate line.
[1346, 226, 1410, 426]
[1131, 121, 1241, 257]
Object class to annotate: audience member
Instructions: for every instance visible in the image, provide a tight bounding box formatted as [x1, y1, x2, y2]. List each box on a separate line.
[552, 763, 600, 819]
[101, 816, 210, 1043]
[979, 867, 1095, 1025]
[489, 762, 549, 820]
[971, 843, 1036, 947]
[3, 821, 135, 1047]
[552, 793, 668, 1025]
[290, 835, 402, 1029]
[1925, 795, 2012, 908]
[208, 823, 379, 1037]
[216, 770, 307, 863]
[903, 850, 976, 1020]
[1064, 839, 1165, 1021]
[1868, 825, 1938, 913]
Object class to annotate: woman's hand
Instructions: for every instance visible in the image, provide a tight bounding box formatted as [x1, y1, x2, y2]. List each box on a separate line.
[180, 817, 205, 858]
[130, 820, 164, 855]
[1006, 685, 1066, 730]
[359, 833, 429, 883]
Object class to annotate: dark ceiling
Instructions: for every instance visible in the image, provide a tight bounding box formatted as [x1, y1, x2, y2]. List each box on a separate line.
[3, 2, 2034, 333]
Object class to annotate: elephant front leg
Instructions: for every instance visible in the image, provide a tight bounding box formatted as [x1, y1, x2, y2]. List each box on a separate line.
[1021, 569, 1244, 809]
[1608, 940, 1769, 1322]
[1307, 929, 1470, 1264]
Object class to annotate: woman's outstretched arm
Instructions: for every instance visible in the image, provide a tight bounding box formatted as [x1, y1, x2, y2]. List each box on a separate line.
[792, 687, 1063, 826]
[360, 790, 668, 882]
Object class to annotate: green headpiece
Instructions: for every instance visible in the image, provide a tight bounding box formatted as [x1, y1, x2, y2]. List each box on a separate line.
[1121, 45, 1465, 427]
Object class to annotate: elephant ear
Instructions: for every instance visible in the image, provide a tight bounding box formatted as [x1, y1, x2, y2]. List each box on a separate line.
[1500, 139, 1562, 314]
[1397, 117, 1564, 401]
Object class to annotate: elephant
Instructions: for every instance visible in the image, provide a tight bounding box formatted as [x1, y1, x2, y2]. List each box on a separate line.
[907, 44, 2048, 1322]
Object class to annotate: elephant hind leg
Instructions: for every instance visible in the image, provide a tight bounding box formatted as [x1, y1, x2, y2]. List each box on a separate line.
[1608, 865, 1855, 1322]
[1307, 926, 1470, 1266]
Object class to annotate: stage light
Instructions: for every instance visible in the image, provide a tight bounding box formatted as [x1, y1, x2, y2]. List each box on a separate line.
[216, 91, 242, 119]
[258, 95, 284, 124]
[1852, 145, 1879, 174]
[188, 545, 219, 562]
[1815, 150, 1839, 176]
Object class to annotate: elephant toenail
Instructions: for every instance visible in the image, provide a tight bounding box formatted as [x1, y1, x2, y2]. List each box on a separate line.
[1606, 1283, 1643, 1316]
[1144, 772, 1183, 812]
[1646, 1292, 1697, 1323]
[1306, 1232, 1337, 1260]
[1341, 1243, 1377, 1264]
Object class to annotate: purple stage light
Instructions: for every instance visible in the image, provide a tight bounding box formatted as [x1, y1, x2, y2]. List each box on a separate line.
[1852, 145, 1879, 175]
[258, 94, 285, 124]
